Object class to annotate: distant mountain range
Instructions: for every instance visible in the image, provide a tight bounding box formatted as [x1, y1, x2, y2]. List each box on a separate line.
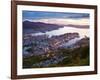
[23, 21, 63, 34]
[23, 20, 89, 34]
[64, 24, 89, 28]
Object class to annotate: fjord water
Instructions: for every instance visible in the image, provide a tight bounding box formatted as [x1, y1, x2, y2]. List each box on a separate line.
[33, 26, 89, 38]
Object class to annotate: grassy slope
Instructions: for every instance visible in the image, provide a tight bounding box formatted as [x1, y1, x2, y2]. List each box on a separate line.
[23, 45, 89, 68]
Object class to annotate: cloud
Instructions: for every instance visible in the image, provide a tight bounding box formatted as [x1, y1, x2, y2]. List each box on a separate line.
[32, 18, 89, 26]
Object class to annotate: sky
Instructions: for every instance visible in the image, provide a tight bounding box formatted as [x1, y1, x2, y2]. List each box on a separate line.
[22, 10, 90, 21]
[22, 10, 90, 26]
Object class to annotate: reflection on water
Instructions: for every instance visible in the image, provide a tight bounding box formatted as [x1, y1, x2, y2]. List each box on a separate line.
[32, 26, 89, 38]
